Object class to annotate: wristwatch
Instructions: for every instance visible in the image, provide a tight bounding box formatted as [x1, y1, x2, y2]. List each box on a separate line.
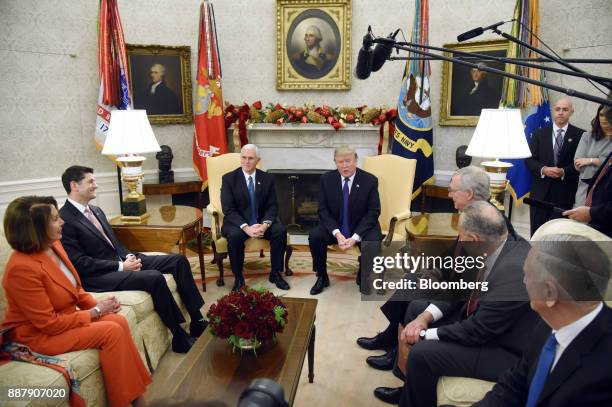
[263, 220, 272, 227]
[93, 306, 102, 319]
[419, 330, 426, 340]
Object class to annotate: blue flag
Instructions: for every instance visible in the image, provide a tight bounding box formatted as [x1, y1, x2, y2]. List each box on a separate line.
[392, 0, 434, 198]
[506, 101, 551, 202]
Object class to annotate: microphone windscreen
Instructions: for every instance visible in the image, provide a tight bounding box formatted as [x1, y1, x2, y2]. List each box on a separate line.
[457, 27, 484, 42]
[371, 43, 392, 72]
[354, 47, 373, 79]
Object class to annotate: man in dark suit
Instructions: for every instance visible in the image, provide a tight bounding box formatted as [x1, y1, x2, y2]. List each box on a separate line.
[59, 165, 206, 354]
[374, 201, 538, 405]
[309, 145, 382, 295]
[221, 144, 289, 292]
[474, 232, 612, 407]
[134, 63, 181, 115]
[525, 98, 584, 235]
[359, 166, 518, 371]
[563, 107, 612, 237]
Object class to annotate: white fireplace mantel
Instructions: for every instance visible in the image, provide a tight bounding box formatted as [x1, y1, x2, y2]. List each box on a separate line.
[243, 123, 381, 170]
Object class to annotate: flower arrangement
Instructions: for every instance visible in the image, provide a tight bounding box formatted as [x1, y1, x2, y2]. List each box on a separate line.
[206, 285, 288, 351]
[224, 101, 397, 131]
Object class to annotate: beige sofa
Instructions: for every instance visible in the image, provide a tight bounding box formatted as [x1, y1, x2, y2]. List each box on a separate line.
[0, 231, 191, 407]
[436, 219, 612, 406]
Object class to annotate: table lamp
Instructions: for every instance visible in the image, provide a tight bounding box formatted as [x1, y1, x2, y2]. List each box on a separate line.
[102, 110, 161, 223]
[465, 108, 531, 211]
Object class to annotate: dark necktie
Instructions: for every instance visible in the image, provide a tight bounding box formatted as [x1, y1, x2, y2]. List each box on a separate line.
[341, 177, 350, 237]
[466, 265, 487, 315]
[84, 207, 114, 248]
[525, 334, 558, 407]
[248, 176, 257, 225]
[553, 128, 564, 166]
[585, 155, 611, 207]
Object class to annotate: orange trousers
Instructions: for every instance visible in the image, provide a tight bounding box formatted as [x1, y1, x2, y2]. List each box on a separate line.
[21, 314, 151, 407]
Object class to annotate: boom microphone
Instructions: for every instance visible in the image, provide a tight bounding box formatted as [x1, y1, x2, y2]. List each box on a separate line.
[457, 20, 511, 42]
[523, 197, 567, 215]
[371, 29, 400, 72]
[354, 26, 374, 79]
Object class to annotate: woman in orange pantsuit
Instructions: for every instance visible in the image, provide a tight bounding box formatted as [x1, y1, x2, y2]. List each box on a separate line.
[2, 196, 151, 407]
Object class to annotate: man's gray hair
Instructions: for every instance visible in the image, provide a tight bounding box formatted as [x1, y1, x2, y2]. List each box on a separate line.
[530, 234, 610, 301]
[305, 25, 322, 41]
[241, 144, 260, 158]
[460, 201, 507, 239]
[453, 166, 491, 201]
[151, 63, 166, 76]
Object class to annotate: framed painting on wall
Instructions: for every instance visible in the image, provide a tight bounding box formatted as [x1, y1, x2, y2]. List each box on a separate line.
[439, 39, 509, 126]
[127, 44, 193, 125]
[276, 0, 351, 90]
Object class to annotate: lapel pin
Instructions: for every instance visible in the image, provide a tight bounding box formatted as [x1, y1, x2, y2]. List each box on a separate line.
[568, 138, 573, 142]
[257, 181, 261, 185]
[356, 184, 360, 188]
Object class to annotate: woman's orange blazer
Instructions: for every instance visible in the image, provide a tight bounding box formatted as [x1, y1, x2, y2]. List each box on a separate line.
[2, 240, 98, 352]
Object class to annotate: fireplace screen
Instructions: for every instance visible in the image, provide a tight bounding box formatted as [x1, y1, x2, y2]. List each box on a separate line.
[269, 169, 327, 235]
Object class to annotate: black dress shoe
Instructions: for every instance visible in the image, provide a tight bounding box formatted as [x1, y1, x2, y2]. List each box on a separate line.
[356, 331, 391, 350]
[231, 277, 245, 292]
[366, 347, 397, 371]
[269, 273, 290, 290]
[172, 334, 196, 353]
[310, 276, 327, 295]
[190, 319, 208, 338]
[373, 386, 401, 404]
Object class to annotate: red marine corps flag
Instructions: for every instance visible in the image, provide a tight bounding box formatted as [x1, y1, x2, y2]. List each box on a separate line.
[193, 1, 228, 188]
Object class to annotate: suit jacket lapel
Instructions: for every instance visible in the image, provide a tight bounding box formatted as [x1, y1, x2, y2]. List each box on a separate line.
[558, 125, 578, 161]
[536, 307, 609, 404]
[349, 169, 361, 209]
[33, 248, 78, 299]
[91, 206, 119, 248]
[255, 169, 265, 207]
[237, 168, 250, 207]
[543, 126, 555, 165]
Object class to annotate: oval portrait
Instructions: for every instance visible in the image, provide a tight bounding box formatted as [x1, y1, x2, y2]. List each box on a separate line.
[286, 9, 341, 80]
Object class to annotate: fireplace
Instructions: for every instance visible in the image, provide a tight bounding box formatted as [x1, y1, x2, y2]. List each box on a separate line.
[269, 169, 326, 235]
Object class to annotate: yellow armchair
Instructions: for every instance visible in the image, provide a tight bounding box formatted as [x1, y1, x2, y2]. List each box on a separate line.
[363, 154, 417, 245]
[206, 153, 293, 286]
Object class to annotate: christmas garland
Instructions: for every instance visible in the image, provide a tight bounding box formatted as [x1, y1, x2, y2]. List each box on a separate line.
[224, 101, 397, 131]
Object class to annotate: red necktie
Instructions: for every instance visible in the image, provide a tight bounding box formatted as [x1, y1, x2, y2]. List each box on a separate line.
[84, 207, 114, 248]
[466, 266, 487, 316]
[585, 155, 611, 207]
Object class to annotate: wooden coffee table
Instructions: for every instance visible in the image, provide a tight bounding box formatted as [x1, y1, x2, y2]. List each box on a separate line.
[149, 297, 317, 406]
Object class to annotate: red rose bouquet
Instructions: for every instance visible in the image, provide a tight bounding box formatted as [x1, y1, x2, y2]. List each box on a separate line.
[206, 285, 288, 351]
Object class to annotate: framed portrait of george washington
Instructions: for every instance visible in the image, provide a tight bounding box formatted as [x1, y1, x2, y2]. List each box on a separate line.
[439, 39, 509, 126]
[276, 0, 351, 90]
[127, 44, 193, 125]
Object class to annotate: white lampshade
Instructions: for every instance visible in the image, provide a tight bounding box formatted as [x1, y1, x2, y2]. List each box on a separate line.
[466, 108, 531, 159]
[101, 110, 161, 155]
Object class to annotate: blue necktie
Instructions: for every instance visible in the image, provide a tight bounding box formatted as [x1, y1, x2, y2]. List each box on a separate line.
[341, 177, 350, 237]
[525, 334, 557, 407]
[553, 129, 564, 166]
[248, 176, 257, 225]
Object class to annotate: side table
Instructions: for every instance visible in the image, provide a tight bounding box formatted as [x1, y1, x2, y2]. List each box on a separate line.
[109, 205, 206, 291]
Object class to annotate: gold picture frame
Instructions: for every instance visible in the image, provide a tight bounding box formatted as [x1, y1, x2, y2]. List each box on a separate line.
[439, 39, 509, 126]
[276, 0, 351, 90]
[126, 44, 193, 125]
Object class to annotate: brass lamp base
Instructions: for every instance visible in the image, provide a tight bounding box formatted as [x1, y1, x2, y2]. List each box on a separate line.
[481, 160, 513, 211]
[117, 155, 150, 224]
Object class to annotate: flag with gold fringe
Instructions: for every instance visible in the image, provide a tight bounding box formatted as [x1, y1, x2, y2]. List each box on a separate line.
[95, 0, 132, 154]
[501, 0, 550, 204]
[391, 0, 434, 198]
[193, 1, 228, 189]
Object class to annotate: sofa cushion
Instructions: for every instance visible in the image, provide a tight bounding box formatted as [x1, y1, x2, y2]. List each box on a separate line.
[436, 376, 495, 406]
[88, 274, 176, 323]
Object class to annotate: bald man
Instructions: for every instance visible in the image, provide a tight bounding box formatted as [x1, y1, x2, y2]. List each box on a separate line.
[525, 98, 584, 235]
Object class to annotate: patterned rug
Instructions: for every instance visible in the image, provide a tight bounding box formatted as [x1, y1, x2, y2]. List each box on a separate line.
[189, 249, 360, 285]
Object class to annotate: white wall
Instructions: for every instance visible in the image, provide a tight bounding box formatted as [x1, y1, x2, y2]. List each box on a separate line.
[1, 0, 610, 227]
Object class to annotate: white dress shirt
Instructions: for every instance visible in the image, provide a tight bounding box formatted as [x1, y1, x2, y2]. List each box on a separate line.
[551, 302, 603, 370]
[331, 172, 361, 242]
